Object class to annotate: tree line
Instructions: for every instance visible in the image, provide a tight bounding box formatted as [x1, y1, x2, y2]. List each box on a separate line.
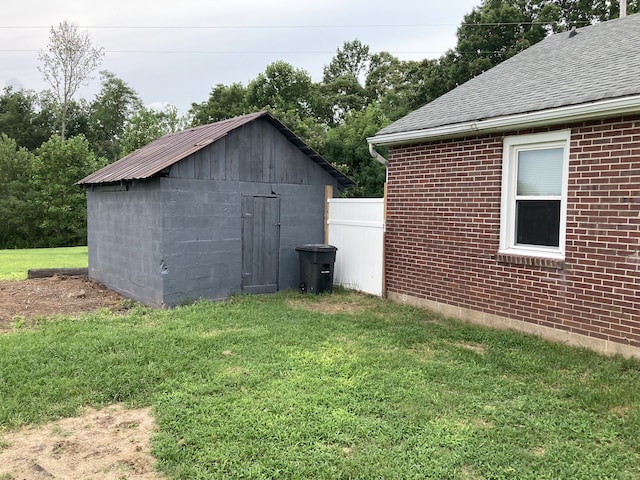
[1, 0, 636, 249]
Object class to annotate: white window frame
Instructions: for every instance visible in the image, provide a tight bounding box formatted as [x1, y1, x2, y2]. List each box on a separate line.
[499, 130, 570, 260]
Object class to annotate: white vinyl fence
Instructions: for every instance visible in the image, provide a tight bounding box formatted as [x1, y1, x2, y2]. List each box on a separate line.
[327, 198, 385, 296]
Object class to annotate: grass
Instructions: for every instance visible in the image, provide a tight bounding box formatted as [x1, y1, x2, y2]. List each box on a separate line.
[1, 290, 639, 479]
[0, 246, 88, 280]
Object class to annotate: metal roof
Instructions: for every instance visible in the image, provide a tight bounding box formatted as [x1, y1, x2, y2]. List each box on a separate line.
[374, 13, 640, 138]
[78, 111, 354, 189]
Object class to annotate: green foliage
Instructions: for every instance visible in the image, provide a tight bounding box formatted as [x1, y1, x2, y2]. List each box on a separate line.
[365, 52, 414, 120]
[452, 0, 551, 83]
[323, 105, 389, 197]
[0, 246, 87, 280]
[0, 135, 37, 248]
[0, 291, 639, 479]
[120, 104, 186, 157]
[0, 87, 51, 150]
[37, 91, 91, 142]
[321, 39, 371, 125]
[88, 71, 143, 162]
[247, 61, 317, 118]
[270, 107, 330, 154]
[30, 135, 107, 247]
[190, 83, 250, 126]
[450, 0, 640, 88]
[323, 39, 371, 83]
[551, 0, 640, 28]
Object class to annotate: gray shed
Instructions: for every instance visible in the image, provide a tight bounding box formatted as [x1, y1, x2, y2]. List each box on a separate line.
[78, 111, 353, 307]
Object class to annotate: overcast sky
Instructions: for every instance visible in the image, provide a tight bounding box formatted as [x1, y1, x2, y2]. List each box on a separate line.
[1, 0, 480, 114]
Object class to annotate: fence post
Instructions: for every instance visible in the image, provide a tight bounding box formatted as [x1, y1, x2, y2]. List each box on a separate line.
[383, 182, 388, 297]
[324, 185, 333, 244]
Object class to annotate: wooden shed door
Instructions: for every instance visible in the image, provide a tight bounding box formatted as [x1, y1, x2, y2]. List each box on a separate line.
[241, 195, 280, 293]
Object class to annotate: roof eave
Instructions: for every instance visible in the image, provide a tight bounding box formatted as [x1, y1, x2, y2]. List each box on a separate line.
[368, 94, 640, 147]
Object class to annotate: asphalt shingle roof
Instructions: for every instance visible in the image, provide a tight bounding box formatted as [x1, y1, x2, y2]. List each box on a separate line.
[378, 14, 640, 136]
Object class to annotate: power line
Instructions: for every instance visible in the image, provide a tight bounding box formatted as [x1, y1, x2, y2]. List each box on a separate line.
[0, 21, 578, 30]
[3, 24, 456, 29]
[0, 49, 448, 54]
[0, 48, 527, 56]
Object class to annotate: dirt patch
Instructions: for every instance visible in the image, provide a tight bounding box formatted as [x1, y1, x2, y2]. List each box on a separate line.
[0, 279, 162, 478]
[453, 341, 487, 355]
[287, 291, 379, 315]
[0, 276, 127, 332]
[0, 404, 163, 479]
[288, 298, 368, 315]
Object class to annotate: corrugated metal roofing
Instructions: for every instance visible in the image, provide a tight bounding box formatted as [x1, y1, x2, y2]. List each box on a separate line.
[78, 110, 354, 188]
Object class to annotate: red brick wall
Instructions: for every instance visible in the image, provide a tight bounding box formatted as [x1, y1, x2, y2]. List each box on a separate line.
[385, 115, 640, 349]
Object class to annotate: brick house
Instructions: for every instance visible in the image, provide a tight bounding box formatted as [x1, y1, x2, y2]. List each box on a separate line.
[367, 15, 640, 358]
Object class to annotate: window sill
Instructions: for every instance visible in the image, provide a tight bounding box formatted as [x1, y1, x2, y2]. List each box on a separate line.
[495, 252, 565, 270]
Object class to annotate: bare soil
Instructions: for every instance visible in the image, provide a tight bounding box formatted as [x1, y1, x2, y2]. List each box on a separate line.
[0, 404, 164, 479]
[0, 275, 126, 332]
[0, 277, 165, 479]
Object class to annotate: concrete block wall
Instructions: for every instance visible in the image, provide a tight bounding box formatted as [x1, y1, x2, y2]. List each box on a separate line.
[87, 180, 163, 306]
[159, 178, 241, 305]
[157, 178, 327, 306]
[274, 183, 327, 289]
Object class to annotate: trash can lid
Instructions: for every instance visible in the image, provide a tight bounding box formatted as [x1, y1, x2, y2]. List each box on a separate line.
[295, 244, 338, 252]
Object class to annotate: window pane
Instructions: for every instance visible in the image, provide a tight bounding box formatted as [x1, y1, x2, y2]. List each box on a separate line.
[516, 200, 560, 247]
[517, 148, 563, 196]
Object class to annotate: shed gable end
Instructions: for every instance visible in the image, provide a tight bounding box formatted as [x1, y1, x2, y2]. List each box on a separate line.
[168, 118, 336, 186]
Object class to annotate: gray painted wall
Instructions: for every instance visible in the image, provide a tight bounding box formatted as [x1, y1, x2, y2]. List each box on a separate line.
[87, 179, 164, 306]
[158, 178, 327, 306]
[87, 118, 339, 307]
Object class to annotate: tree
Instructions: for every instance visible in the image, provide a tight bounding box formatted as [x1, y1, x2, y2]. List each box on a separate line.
[37, 90, 91, 142]
[247, 61, 317, 118]
[453, 0, 550, 84]
[190, 82, 250, 126]
[365, 52, 429, 121]
[0, 134, 37, 248]
[120, 104, 186, 156]
[321, 40, 371, 124]
[89, 71, 142, 161]
[38, 20, 104, 141]
[549, 0, 639, 29]
[0, 87, 53, 150]
[449, 0, 640, 89]
[30, 135, 107, 247]
[321, 105, 390, 197]
[323, 39, 371, 84]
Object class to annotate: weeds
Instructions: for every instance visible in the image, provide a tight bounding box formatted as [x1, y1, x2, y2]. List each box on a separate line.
[0, 290, 639, 479]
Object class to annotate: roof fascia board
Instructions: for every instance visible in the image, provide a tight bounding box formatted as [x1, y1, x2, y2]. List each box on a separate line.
[368, 95, 640, 147]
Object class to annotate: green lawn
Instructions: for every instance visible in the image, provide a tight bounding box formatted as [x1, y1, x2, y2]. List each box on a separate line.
[0, 246, 88, 280]
[1, 289, 639, 479]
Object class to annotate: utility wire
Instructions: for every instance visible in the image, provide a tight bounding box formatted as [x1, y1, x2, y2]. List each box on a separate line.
[0, 21, 586, 29]
[0, 49, 515, 55]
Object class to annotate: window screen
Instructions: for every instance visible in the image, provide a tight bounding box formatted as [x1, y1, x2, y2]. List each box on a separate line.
[515, 147, 563, 247]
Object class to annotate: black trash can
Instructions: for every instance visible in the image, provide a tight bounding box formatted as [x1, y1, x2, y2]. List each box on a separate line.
[295, 244, 338, 294]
